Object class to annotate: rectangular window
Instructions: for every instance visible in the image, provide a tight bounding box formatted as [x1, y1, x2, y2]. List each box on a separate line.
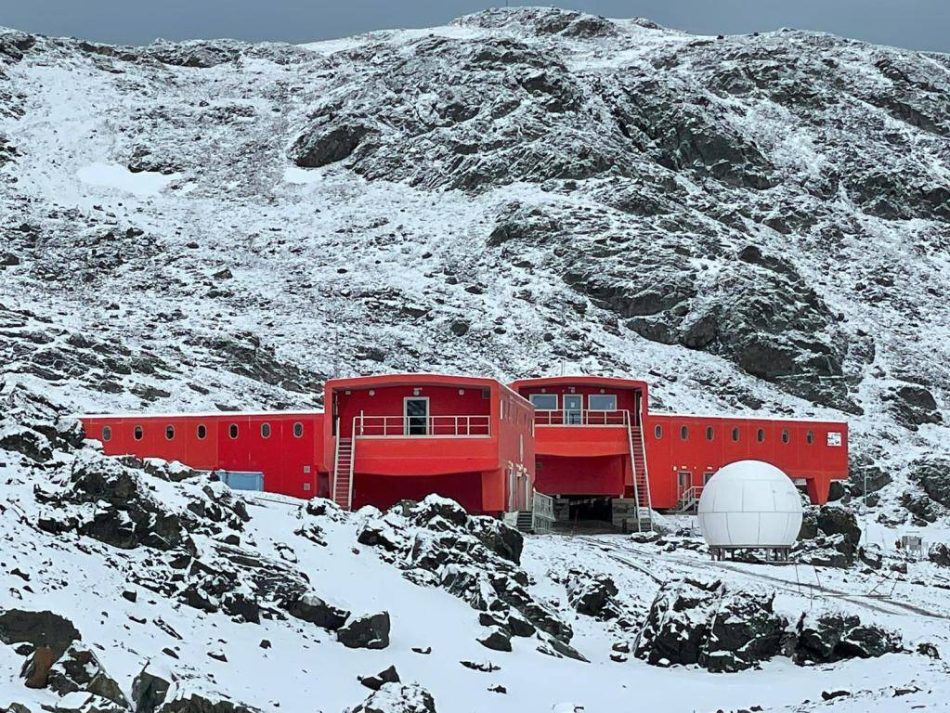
[588, 394, 617, 411]
[530, 394, 558, 410]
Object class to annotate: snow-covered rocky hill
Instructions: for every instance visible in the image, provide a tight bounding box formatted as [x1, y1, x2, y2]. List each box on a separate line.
[0, 6, 949, 711]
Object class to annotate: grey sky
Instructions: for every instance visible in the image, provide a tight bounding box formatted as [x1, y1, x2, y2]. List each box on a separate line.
[3, 0, 948, 53]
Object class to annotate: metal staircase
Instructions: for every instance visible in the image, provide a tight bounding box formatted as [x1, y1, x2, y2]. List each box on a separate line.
[676, 485, 703, 513]
[626, 424, 654, 531]
[332, 435, 354, 511]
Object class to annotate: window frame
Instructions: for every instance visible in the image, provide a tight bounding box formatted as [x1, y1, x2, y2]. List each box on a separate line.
[133, 425, 144, 441]
[261, 422, 271, 439]
[588, 394, 617, 411]
[654, 424, 663, 439]
[102, 426, 112, 442]
[680, 425, 689, 441]
[293, 422, 304, 438]
[229, 423, 239, 440]
[197, 424, 207, 440]
[731, 427, 740, 442]
[165, 425, 175, 441]
[705, 426, 714, 441]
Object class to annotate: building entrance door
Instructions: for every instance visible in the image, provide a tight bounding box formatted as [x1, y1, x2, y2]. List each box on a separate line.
[563, 394, 582, 425]
[677, 470, 692, 500]
[404, 398, 429, 435]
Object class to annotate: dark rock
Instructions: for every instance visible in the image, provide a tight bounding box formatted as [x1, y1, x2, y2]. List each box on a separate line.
[131, 666, 171, 713]
[563, 569, 619, 618]
[449, 320, 470, 337]
[0, 609, 80, 661]
[1, 252, 20, 266]
[794, 612, 901, 663]
[284, 593, 350, 630]
[291, 122, 375, 168]
[928, 543, 950, 567]
[467, 516, 523, 564]
[460, 660, 500, 672]
[122, 590, 137, 603]
[816, 506, 861, 548]
[359, 664, 401, 691]
[888, 385, 942, 428]
[634, 578, 786, 672]
[917, 642, 940, 659]
[477, 627, 512, 652]
[338, 611, 391, 649]
[46, 642, 128, 707]
[907, 456, 950, 508]
[159, 693, 261, 712]
[822, 689, 851, 701]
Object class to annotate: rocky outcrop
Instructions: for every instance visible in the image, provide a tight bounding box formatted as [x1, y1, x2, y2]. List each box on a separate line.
[634, 578, 787, 673]
[350, 683, 437, 713]
[794, 612, 901, 663]
[795, 505, 862, 567]
[907, 456, 950, 508]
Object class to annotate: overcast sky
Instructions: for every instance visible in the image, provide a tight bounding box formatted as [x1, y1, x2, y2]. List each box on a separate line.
[3, 1, 948, 53]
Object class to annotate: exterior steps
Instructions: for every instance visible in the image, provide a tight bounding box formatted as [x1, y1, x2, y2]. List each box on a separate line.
[626, 425, 654, 532]
[332, 437, 354, 510]
[503, 510, 534, 532]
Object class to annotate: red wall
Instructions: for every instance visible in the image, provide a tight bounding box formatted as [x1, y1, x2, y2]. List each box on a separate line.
[81, 413, 324, 499]
[644, 414, 849, 506]
[354, 472, 485, 512]
[495, 384, 536, 512]
[535, 454, 626, 496]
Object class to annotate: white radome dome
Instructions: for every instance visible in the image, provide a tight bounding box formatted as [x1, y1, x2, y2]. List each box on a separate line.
[697, 460, 803, 548]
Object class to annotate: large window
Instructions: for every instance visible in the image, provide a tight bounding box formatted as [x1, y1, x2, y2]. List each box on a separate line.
[588, 394, 617, 411]
[529, 394, 558, 410]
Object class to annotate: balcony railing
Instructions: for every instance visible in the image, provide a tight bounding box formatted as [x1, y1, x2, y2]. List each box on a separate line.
[353, 414, 491, 438]
[534, 409, 630, 427]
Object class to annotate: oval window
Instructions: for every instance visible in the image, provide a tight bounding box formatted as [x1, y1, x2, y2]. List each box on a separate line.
[165, 425, 175, 441]
[756, 428, 765, 443]
[261, 423, 271, 439]
[782, 429, 790, 444]
[134, 425, 144, 441]
[654, 424, 663, 439]
[102, 426, 112, 442]
[680, 425, 689, 440]
[197, 424, 207, 440]
[806, 430, 814, 445]
[293, 422, 304, 438]
[731, 427, 740, 442]
[706, 426, 714, 441]
[229, 424, 238, 440]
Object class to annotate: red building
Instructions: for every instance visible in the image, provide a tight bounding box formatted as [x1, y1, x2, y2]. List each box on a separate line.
[509, 376, 848, 517]
[323, 374, 534, 514]
[79, 371, 848, 525]
[80, 411, 324, 499]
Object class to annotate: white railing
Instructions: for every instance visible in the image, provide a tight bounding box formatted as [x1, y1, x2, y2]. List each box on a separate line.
[677, 485, 704, 512]
[353, 414, 491, 438]
[534, 409, 630, 427]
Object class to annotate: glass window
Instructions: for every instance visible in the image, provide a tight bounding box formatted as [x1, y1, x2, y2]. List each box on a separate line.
[756, 428, 765, 443]
[293, 422, 304, 438]
[680, 425, 689, 440]
[806, 430, 814, 445]
[102, 426, 112, 442]
[229, 424, 238, 440]
[731, 427, 740, 442]
[705, 426, 714, 441]
[165, 425, 175, 441]
[782, 429, 790, 444]
[529, 394, 557, 410]
[654, 424, 663, 439]
[134, 425, 143, 441]
[588, 394, 617, 411]
[197, 424, 207, 440]
[261, 423, 271, 439]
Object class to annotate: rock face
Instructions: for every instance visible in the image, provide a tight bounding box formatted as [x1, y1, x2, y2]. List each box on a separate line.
[562, 569, 621, 619]
[0, 609, 80, 660]
[46, 643, 128, 707]
[634, 578, 787, 673]
[795, 505, 862, 567]
[908, 456, 950, 508]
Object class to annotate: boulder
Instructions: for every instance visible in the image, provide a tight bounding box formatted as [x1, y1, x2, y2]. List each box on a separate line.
[338, 612, 391, 649]
[794, 612, 901, 663]
[46, 643, 128, 707]
[928, 542, 950, 567]
[284, 593, 350, 630]
[359, 665, 400, 691]
[467, 516, 523, 564]
[816, 506, 861, 546]
[291, 122, 375, 168]
[477, 627, 512, 652]
[563, 569, 619, 618]
[888, 385, 942, 428]
[907, 456, 950, 508]
[350, 683, 437, 713]
[0, 609, 80, 661]
[634, 578, 786, 672]
[131, 666, 171, 713]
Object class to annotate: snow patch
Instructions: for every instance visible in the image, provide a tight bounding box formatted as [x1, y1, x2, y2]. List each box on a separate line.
[76, 163, 180, 196]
